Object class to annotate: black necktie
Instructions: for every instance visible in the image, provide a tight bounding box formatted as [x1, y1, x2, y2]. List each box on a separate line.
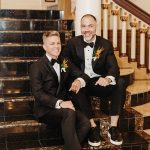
[83, 41, 94, 48]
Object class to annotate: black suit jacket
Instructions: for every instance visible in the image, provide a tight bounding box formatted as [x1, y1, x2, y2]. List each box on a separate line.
[29, 55, 89, 118]
[63, 35, 120, 81]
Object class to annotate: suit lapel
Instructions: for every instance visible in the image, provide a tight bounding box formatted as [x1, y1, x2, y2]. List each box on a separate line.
[92, 36, 102, 68]
[76, 36, 85, 71]
[56, 59, 68, 96]
[44, 55, 59, 83]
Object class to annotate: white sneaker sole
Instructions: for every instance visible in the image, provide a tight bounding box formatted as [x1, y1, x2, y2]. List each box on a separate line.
[88, 140, 101, 147]
[108, 132, 123, 146]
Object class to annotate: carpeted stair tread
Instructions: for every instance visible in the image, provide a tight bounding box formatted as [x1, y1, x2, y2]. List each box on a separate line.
[127, 80, 150, 94]
[132, 102, 150, 116]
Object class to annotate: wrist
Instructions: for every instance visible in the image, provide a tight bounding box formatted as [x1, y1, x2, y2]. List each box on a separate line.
[59, 101, 63, 108]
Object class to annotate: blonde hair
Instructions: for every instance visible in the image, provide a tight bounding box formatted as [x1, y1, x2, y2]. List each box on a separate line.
[42, 31, 60, 43]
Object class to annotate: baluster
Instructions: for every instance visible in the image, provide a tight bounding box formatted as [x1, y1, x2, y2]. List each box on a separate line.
[148, 33, 150, 73]
[120, 10, 128, 56]
[111, 3, 119, 50]
[139, 23, 148, 67]
[130, 17, 138, 61]
[102, 0, 110, 39]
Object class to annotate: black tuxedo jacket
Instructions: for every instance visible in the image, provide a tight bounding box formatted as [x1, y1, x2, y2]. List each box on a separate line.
[29, 55, 89, 118]
[63, 35, 120, 81]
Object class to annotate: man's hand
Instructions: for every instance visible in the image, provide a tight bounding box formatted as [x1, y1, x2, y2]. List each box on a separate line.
[95, 77, 111, 87]
[59, 101, 75, 111]
[69, 79, 81, 94]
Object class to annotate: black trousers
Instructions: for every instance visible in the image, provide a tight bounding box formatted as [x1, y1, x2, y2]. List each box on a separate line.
[86, 77, 127, 116]
[70, 88, 94, 119]
[39, 109, 90, 150]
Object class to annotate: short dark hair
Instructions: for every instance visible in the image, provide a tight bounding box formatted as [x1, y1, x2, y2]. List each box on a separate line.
[81, 14, 97, 22]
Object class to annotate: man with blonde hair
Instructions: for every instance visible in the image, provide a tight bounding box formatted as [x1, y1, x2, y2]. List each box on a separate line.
[29, 31, 91, 150]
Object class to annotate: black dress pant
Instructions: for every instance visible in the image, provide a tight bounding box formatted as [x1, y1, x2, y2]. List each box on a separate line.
[86, 77, 126, 116]
[39, 108, 90, 150]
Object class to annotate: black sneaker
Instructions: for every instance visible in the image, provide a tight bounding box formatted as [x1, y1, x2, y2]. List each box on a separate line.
[88, 126, 101, 147]
[108, 126, 123, 145]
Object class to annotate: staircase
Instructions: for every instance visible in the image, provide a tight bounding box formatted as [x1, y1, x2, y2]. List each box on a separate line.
[0, 5, 150, 150]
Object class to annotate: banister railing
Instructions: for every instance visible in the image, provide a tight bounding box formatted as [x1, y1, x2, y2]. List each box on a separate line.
[112, 0, 150, 25]
[101, 0, 150, 74]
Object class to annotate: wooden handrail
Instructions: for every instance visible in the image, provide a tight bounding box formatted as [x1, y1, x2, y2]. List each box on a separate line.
[113, 0, 150, 25]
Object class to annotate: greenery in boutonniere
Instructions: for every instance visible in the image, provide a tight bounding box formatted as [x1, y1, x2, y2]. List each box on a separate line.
[92, 47, 104, 61]
[61, 59, 68, 72]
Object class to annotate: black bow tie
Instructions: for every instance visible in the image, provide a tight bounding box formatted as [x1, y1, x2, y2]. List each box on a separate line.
[83, 41, 94, 48]
[50, 59, 59, 66]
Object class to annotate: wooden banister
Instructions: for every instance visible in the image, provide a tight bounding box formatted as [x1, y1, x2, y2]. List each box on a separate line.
[113, 0, 150, 25]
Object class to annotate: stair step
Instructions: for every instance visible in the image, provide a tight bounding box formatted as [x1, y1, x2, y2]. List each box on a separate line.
[131, 102, 150, 130]
[0, 31, 74, 45]
[144, 129, 150, 135]
[132, 102, 150, 117]
[0, 20, 74, 31]
[127, 80, 150, 94]
[120, 68, 134, 76]
[0, 10, 63, 20]
[0, 57, 37, 63]
[0, 131, 148, 150]
[0, 96, 34, 103]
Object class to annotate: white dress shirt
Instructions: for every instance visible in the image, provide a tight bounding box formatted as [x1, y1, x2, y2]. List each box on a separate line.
[83, 38, 116, 85]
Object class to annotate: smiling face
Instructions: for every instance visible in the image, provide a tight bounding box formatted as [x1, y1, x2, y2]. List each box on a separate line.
[43, 33, 61, 59]
[81, 15, 97, 43]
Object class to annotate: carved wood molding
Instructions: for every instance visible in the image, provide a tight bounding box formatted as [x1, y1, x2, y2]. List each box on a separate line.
[112, 0, 150, 25]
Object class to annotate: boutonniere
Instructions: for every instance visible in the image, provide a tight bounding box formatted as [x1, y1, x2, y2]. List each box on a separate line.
[92, 47, 104, 61]
[61, 59, 68, 72]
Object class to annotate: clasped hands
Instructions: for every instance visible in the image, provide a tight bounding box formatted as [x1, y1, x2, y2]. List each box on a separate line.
[95, 77, 111, 87]
[62, 77, 111, 111]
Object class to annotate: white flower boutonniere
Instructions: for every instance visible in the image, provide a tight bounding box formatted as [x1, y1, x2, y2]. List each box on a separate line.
[92, 47, 104, 61]
[61, 59, 68, 72]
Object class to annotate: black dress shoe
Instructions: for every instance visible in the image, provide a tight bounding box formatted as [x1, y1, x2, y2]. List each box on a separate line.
[88, 126, 101, 147]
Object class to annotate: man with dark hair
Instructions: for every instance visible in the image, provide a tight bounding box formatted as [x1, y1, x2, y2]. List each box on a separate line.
[63, 14, 126, 146]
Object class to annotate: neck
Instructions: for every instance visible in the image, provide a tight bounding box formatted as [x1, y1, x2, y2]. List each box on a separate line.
[84, 35, 96, 43]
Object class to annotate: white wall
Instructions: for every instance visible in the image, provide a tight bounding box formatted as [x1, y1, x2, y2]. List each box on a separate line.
[1, 0, 58, 10]
[130, 0, 150, 13]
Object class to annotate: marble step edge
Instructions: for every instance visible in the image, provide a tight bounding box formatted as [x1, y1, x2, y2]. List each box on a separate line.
[0, 30, 74, 33]
[0, 76, 29, 81]
[0, 108, 147, 135]
[8, 131, 149, 150]
[0, 43, 65, 47]
[0, 17, 73, 21]
[127, 79, 150, 95]
[137, 130, 150, 144]
[0, 95, 34, 103]
[119, 67, 134, 76]
[0, 43, 42, 46]
[143, 129, 150, 140]
[127, 106, 150, 131]
[0, 57, 38, 63]
[132, 102, 150, 117]
[0, 119, 41, 129]
[0, 116, 108, 130]
[0, 18, 64, 21]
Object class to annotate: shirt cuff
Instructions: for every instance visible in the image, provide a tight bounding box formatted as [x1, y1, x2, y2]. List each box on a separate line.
[77, 77, 86, 88]
[106, 76, 116, 85]
[55, 100, 63, 109]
